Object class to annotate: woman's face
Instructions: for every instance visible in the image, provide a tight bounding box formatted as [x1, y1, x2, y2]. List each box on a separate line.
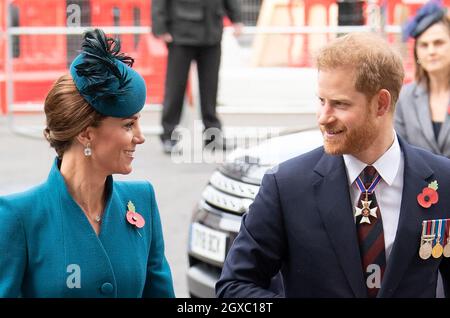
[416, 22, 450, 75]
[89, 113, 145, 175]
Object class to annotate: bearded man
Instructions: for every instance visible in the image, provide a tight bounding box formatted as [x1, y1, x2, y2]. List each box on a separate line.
[216, 33, 450, 298]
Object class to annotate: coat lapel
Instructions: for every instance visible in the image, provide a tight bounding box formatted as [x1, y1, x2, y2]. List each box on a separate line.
[313, 153, 367, 297]
[46, 159, 118, 296]
[378, 138, 434, 297]
[437, 100, 450, 155]
[414, 84, 440, 153]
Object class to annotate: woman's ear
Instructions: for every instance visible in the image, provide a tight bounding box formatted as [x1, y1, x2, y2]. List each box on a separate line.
[75, 127, 94, 147]
[375, 89, 392, 117]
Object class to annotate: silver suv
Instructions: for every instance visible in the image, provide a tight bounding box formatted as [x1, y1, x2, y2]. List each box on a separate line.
[187, 129, 323, 297]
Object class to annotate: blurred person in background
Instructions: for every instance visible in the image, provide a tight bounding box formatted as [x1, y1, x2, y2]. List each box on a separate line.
[0, 29, 175, 298]
[395, 1, 450, 157]
[152, 0, 243, 154]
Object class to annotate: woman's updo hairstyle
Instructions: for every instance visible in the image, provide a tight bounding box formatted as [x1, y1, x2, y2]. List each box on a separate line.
[43, 74, 105, 158]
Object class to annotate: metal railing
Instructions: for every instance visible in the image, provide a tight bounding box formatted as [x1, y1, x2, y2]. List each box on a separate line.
[1, 24, 410, 139]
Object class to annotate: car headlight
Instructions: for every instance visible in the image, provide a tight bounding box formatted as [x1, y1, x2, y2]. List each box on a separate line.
[202, 185, 254, 214]
[209, 171, 259, 199]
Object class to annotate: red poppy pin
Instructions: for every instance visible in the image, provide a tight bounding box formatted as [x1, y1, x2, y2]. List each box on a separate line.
[126, 201, 145, 228]
[417, 180, 439, 208]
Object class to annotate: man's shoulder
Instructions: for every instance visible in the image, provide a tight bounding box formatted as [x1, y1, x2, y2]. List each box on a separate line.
[404, 142, 450, 177]
[271, 146, 325, 176]
[412, 145, 450, 166]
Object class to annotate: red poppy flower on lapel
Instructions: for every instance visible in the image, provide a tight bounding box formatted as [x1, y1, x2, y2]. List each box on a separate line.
[417, 180, 439, 208]
[126, 201, 145, 228]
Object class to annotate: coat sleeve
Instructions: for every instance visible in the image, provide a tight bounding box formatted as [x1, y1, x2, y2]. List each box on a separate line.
[0, 198, 27, 297]
[224, 0, 242, 23]
[151, 0, 170, 36]
[394, 87, 409, 143]
[142, 183, 175, 298]
[216, 171, 286, 298]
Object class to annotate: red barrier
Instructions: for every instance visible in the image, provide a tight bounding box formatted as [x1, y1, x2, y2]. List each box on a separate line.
[0, 0, 167, 114]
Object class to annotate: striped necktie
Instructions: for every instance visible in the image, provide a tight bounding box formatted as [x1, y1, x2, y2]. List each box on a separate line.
[355, 165, 386, 298]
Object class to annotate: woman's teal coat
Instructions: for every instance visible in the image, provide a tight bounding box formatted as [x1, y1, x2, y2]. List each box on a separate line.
[0, 159, 175, 297]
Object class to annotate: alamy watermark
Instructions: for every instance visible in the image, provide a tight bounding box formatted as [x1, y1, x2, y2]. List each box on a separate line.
[169, 120, 283, 164]
[66, 4, 81, 27]
[366, 264, 381, 289]
[66, 264, 81, 289]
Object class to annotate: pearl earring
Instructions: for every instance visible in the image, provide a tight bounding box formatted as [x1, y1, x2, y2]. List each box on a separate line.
[84, 143, 92, 157]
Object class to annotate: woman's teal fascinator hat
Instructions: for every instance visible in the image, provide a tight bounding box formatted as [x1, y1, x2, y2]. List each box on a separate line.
[70, 29, 146, 117]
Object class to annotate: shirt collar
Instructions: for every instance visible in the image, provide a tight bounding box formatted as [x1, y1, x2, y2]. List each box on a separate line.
[343, 132, 401, 186]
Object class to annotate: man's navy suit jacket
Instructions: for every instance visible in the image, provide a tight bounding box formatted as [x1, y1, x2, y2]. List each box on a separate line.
[216, 138, 450, 297]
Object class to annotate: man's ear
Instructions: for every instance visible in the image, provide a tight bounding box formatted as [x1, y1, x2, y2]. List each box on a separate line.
[75, 127, 94, 147]
[375, 89, 392, 117]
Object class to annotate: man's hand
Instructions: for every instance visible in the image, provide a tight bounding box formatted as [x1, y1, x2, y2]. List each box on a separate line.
[157, 32, 173, 43]
[232, 23, 244, 37]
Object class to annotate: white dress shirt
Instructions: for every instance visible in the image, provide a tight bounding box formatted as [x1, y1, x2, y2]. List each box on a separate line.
[343, 131, 404, 262]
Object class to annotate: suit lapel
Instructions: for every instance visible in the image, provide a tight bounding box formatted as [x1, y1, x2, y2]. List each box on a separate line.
[313, 153, 367, 297]
[378, 138, 433, 297]
[414, 84, 441, 153]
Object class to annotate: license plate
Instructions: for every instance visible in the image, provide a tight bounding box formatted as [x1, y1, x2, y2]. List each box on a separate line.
[190, 223, 227, 263]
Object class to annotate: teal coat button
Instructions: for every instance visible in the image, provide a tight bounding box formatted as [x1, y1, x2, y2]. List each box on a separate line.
[101, 282, 114, 295]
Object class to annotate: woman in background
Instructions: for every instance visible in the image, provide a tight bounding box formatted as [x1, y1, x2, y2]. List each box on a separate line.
[395, 1, 450, 157]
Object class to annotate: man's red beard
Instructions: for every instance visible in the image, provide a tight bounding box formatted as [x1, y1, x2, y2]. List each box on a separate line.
[320, 113, 378, 156]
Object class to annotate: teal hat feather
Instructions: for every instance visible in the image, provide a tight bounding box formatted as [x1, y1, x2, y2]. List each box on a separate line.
[70, 29, 146, 118]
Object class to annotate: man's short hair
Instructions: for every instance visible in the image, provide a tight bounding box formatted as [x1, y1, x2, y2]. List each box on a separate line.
[315, 33, 405, 110]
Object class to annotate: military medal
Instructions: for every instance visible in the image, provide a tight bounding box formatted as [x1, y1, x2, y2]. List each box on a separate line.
[354, 171, 382, 224]
[432, 220, 444, 258]
[419, 220, 435, 260]
[355, 192, 378, 224]
[420, 240, 433, 260]
[444, 220, 450, 258]
[444, 240, 450, 258]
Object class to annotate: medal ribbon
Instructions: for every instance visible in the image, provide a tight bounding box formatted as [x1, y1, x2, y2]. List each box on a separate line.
[431, 220, 436, 246]
[355, 173, 382, 194]
[445, 220, 450, 245]
[421, 220, 427, 237]
[436, 219, 443, 246]
[436, 219, 447, 245]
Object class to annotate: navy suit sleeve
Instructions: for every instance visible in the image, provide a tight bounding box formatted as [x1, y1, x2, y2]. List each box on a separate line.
[0, 198, 26, 297]
[142, 183, 175, 298]
[216, 171, 286, 298]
